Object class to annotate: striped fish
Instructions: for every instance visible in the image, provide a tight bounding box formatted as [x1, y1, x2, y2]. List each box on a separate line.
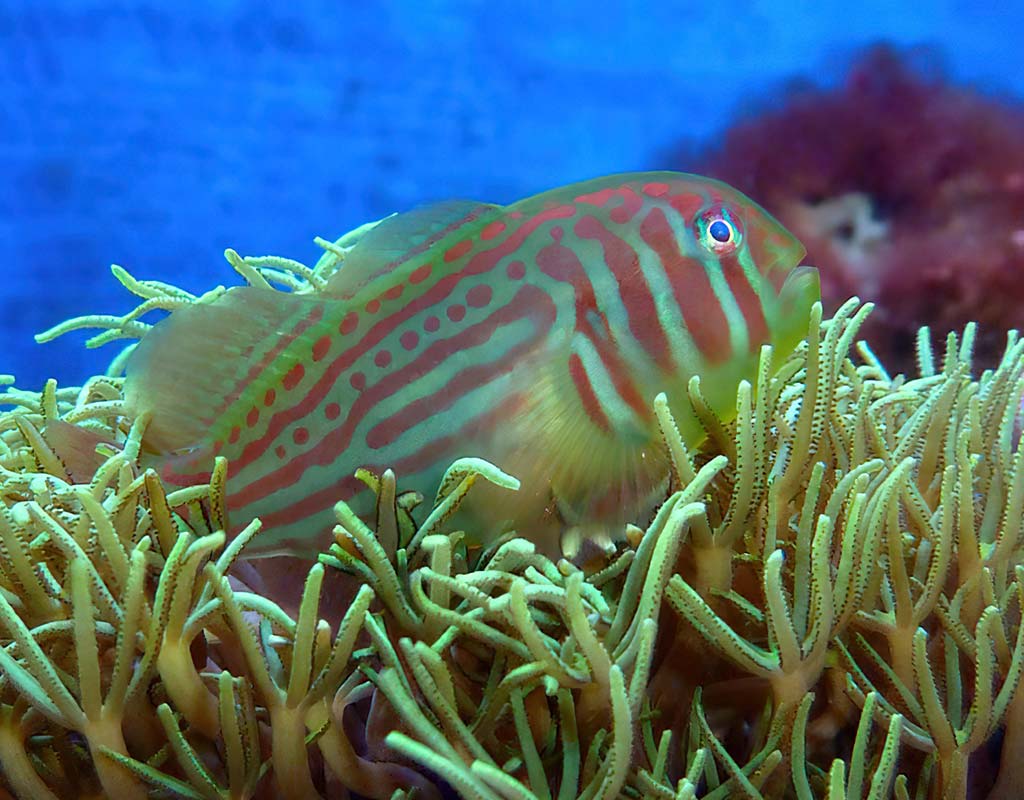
[125, 172, 819, 556]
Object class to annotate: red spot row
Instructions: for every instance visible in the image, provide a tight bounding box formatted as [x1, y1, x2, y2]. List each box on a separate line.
[339, 311, 359, 334]
[362, 265, 426, 314]
[466, 284, 493, 308]
[409, 263, 432, 284]
[444, 239, 473, 262]
[480, 221, 506, 240]
[213, 303, 325, 425]
[362, 284, 554, 451]
[272, 401, 342, 461]
[312, 335, 331, 362]
[283, 363, 305, 390]
[225, 203, 576, 494]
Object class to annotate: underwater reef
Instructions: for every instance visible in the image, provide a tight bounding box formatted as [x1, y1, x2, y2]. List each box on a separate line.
[2, 224, 1024, 799]
[684, 45, 1024, 376]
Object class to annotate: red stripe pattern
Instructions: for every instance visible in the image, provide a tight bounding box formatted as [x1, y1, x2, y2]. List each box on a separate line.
[137, 172, 811, 554]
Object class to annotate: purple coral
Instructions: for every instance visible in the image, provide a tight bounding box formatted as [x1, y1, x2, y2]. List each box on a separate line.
[685, 46, 1024, 372]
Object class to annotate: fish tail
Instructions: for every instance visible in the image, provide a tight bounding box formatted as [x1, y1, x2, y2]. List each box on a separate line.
[125, 287, 331, 457]
[39, 419, 113, 483]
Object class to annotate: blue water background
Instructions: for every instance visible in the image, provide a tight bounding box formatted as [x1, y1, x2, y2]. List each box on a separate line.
[2, 1, 1022, 389]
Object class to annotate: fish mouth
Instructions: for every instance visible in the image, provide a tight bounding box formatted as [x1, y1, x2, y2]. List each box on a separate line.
[777, 263, 822, 313]
[764, 245, 810, 293]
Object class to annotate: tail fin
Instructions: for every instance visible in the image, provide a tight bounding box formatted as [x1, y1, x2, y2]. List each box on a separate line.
[124, 287, 328, 453]
[41, 419, 113, 483]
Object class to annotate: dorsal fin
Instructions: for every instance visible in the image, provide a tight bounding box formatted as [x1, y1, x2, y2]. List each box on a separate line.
[324, 200, 501, 298]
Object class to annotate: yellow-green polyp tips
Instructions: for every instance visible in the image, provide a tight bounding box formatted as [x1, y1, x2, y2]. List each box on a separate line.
[8, 198, 1024, 796]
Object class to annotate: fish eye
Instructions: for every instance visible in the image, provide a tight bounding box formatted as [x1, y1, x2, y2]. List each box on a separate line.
[709, 219, 733, 243]
[696, 207, 743, 253]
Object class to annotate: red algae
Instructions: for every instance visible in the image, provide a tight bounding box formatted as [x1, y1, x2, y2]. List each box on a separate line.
[680, 45, 1024, 372]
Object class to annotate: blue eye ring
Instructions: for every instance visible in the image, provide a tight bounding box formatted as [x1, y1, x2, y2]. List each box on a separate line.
[695, 206, 743, 253]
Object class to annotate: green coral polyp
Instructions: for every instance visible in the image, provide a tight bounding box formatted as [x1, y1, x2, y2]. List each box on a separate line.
[2, 227, 1024, 798]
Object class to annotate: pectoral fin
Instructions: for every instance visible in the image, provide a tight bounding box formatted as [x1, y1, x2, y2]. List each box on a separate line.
[473, 330, 667, 548]
[774, 265, 821, 355]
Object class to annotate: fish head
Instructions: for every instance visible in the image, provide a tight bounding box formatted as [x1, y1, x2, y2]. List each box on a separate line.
[678, 175, 808, 288]
[670, 174, 821, 357]
[617, 173, 820, 433]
